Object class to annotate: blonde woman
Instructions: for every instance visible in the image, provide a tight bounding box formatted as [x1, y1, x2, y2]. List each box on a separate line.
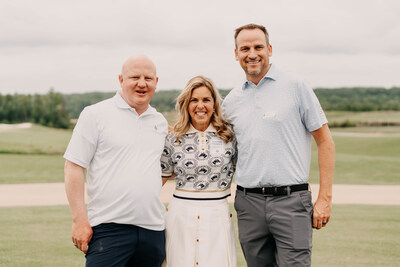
[161, 76, 237, 267]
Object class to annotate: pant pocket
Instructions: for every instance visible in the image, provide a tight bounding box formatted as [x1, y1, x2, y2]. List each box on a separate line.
[292, 193, 313, 249]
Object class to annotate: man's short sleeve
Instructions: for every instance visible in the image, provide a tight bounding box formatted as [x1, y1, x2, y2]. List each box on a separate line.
[221, 98, 228, 116]
[296, 79, 328, 132]
[63, 107, 99, 168]
[160, 133, 174, 178]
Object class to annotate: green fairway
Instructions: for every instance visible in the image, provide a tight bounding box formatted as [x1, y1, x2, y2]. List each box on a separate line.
[311, 205, 400, 267]
[0, 206, 84, 267]
[0, 205, 399, 266]
[0, 154, 65, 184]
[1, 120, 399, 185]
[325, 111, 400, 125]
[331, 126, 400, 134]
[0, 124, 71, 155]
[309, 135, 400, 185]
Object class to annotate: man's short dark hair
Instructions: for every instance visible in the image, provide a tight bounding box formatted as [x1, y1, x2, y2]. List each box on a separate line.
[234, 23, 269, 47]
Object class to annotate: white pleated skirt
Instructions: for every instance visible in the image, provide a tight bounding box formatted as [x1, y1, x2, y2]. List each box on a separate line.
[162, 196, 237, 267]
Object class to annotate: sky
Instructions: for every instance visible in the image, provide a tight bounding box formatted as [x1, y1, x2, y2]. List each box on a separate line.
[1, 0, 399, 94]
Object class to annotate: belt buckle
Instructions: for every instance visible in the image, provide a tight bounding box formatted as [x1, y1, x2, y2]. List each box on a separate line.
[262, 187, 275, 197]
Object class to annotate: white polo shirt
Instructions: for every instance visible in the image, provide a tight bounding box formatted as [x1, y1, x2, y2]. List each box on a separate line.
[64, 92, 168, 230]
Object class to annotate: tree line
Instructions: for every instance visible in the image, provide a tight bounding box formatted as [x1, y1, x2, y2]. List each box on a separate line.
[0, 90, 70, 128]
[315, 87, 400, 111]
[1, 87, 399, 128]
[65, 87, 400, 116]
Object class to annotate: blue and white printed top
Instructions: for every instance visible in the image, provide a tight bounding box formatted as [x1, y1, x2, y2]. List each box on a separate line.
[161, 124, 236, 199]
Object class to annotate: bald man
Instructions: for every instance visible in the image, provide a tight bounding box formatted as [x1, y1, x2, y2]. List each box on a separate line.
[64, 55, 168, 266]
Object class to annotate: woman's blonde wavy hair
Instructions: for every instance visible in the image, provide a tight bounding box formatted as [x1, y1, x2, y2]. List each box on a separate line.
[174, 75, 234, 143]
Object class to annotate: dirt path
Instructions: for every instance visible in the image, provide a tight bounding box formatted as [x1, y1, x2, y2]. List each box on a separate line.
[0, 182, 399, 207]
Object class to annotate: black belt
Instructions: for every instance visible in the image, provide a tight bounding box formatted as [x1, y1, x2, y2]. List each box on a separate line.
[237, 184, 309, 196]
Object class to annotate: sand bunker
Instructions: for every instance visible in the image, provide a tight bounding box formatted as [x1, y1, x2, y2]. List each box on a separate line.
[0, 122, 33, 132]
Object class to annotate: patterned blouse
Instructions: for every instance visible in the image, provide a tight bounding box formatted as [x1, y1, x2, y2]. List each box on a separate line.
[161, 124, 236, 199]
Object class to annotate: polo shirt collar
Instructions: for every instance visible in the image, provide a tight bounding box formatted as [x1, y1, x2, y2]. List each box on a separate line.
[113, 92, 156, 115]
[242, 63, 278, 90]
[114, 92, 131, 109]
[186, 124, 217, 134]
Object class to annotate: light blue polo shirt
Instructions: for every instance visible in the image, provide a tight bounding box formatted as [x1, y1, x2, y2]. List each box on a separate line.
[222, 64, 327, 187]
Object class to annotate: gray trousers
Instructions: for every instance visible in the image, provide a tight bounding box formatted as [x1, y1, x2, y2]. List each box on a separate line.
[234, 189, 313, 267]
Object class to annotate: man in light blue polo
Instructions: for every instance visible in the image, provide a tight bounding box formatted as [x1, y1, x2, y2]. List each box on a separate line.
[222, 24, 335, 266]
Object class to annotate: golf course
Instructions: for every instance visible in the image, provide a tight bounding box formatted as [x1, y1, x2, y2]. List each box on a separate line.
[0, 111, 399, 266]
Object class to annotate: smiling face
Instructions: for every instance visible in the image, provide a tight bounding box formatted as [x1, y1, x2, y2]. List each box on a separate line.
[188, 86, 215, 131]
[118, 56, 158, 114]
[235, 28, 272, 85]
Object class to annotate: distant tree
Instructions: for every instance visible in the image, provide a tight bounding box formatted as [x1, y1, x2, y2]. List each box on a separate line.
[3, 95, 16, 123]
[0, 89, 70, 129]
[0, 95, 4, 122]
[15, 94, 32, 122]
[150, 90, 180, 112]
[314, 87, 400, 111]
[32, 94, 44, 124]
[42, 89, 70, 128]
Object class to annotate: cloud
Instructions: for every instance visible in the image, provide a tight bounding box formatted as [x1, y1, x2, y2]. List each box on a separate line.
[0, 0, 399, 94]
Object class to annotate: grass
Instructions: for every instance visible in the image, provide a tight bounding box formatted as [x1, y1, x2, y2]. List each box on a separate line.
[325, 111, 400, 125]
[0, 116, 399, 185]
[331, 126, 400, 134]
[0, 124, 71, 155]
[0, 154, 65, 184]
[311, 205, 400, 267]
[309, 136, 400, 185]
[0, 205, 399, 267]
[0, 206, 84, 267]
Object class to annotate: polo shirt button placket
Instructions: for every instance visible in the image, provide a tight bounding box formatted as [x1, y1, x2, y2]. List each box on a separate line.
[129, 109, 141, 136]
[199, 132, 206, 152]
[136, 116, 142, 135]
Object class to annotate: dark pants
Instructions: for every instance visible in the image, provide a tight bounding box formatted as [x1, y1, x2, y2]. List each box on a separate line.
[86, 223, 165, 267]
[235, 189, 313, 267]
